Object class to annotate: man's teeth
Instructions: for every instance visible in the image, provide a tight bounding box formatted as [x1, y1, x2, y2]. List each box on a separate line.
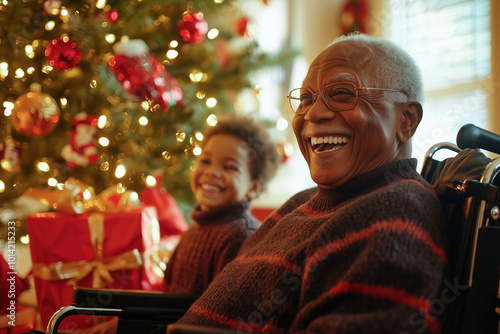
[310, 136, 348, 146]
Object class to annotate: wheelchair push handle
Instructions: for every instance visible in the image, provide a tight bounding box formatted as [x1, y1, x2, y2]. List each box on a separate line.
[457, 123, 500, 155]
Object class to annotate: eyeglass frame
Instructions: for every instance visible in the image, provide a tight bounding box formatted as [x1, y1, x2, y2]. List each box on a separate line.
[286, 82, 406, 115]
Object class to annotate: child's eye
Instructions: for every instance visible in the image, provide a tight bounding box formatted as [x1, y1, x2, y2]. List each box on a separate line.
[199, 158, 210, 165]
[224, 165, 238, 171]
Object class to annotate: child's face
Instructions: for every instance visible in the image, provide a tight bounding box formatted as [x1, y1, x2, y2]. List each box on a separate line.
[190, 133, 260, 211]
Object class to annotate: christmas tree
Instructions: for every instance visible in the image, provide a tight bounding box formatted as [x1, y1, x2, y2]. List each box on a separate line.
[0, 0, 290, 238]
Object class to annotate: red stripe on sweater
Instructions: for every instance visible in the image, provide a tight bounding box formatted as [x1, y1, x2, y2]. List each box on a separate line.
[303, 218, 447, 280]
[270, 211, 283, 222]
[327, 281, 441, 333]
[189, 304, 285, 333]
[237, 255, 304, 276]
[300, 179, 437, 217]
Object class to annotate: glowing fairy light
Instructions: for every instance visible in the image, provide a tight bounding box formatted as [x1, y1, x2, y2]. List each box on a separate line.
[20, 235, 30, 244]
[207, 28, 219, 39]
[48, 178, 58, 187]
[105, 34, 116, 43]
[169, 40, 178, 48]
[37, 161, 50, 172]
[82, 189, 92, 200]
[45, 21, 55, 31]
[195, 131, 204, 141]
[176, 130, 186, 142]
[0, 180, 4, 193]
[206, 114, 218, 126]
[166, 50, 178, 59]
[115, 165, 126, 178]
[15, 68, 24, 78]
[189, 71, 203, 82]
[139, 116, 148, 126]
[145, 175, 157, 187]
[193, 147, 202, 156]
[206, 97, 217, 108]
[98, 115, 107, 129]
[98, 137, 110, 147]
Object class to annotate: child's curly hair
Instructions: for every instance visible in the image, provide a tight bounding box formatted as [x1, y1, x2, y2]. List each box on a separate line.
[202, 114, 280, 187]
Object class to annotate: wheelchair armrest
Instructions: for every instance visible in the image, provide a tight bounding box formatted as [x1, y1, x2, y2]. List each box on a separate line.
[47, 287, 200, 334]
[72, 286, 200, 310]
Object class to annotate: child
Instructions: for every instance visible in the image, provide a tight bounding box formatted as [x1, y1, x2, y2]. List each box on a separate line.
[164, 114, 280, 294]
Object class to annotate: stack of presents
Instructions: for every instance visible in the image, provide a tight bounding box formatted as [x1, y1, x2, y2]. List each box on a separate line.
[0, 180, 189, 333]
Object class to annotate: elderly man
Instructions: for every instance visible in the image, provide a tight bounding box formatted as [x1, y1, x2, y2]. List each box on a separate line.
[174, 33, 447, 333]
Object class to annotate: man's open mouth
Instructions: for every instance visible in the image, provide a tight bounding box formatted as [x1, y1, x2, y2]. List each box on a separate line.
[309, 136, 348, 153]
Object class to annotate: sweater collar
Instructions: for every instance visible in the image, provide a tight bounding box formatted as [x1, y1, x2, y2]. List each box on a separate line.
[310, 158, 418, 210]
[191, 201, 251, 226]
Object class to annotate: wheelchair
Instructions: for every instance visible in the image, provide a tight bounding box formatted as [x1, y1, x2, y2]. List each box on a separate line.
[44, 124, 500, 334]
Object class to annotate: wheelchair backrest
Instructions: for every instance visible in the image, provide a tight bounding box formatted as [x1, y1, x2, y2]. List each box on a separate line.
[420, 124, 500, 334]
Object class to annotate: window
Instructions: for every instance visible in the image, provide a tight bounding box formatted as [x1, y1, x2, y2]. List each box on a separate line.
[382, 0, 491, 165]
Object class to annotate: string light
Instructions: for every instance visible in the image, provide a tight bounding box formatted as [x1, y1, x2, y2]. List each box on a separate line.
[98, 115, 107, 128]
[166, 50, 178, 59]
[45, 21, 55, 31]
[176, 130, 186, 142]
[189, 70, 203, 82]
[193, 147, 202, 156]
[96, 0, 106, 9]
[48, 178, 58, 187]
[37, 161, 50, 172]
[206, 97, 217, 108]
[0, 180, 4, 193]
[115, 164, 126, 178]
[195, 131, 203, 141]
[105, 34, 116, 43]
[98, 137, 110, 147]
[207, 28, 219, 39]
[169, 40, 179, 48]
[206, 114, 218, 126]
[145, 175, 157, 187]
[3, 101, 14, 116]
[15, 68, 24, 78]
[139, 116, 148, 126]
[196, 91, 205, 99]
[20, 235, 30, 244]
[0, 62, 8, 79]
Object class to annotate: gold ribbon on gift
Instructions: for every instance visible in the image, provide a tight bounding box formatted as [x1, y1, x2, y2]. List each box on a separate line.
[22, 177, 140, 214]
[32, 214, 143, 287]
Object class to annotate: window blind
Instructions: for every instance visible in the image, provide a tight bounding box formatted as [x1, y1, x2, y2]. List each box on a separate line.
[382, 0, 491, 164]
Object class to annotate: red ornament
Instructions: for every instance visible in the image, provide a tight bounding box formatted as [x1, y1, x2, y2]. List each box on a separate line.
[45, 37, 82, 71]
[340, 0, 368, 34]
[109, 39, 183, 112]
[107, 9, 119, 23]
[60, 112, 98, 169]
[11, 84, 60, 137]
[236, 17, 251, 38]
[177, 12, 208, 44]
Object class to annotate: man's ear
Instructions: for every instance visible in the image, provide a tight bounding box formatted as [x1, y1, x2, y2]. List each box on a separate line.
[397, 101, 422, 143]
[246, 180, 263, 201]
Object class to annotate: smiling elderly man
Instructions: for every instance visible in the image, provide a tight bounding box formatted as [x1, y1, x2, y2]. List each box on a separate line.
[174, 33, 447, 334]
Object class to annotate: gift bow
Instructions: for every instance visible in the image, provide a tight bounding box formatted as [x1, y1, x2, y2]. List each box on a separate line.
[32, 214, 143, 287]
[23, 177, 140, 214]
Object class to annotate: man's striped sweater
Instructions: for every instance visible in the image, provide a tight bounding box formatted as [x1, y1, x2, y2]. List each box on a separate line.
[176, 159, 448, 333]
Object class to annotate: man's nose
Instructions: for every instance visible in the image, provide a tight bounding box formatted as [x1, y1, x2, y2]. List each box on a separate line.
[304, 97, 336, 123]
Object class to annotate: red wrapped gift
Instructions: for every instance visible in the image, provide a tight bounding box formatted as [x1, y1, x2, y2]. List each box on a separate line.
[26, 206, 163, 331]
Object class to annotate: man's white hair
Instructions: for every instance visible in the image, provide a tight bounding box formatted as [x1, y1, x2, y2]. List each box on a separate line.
[330, 33, 424, 103]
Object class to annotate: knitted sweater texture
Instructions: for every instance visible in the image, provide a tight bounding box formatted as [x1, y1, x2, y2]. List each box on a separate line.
[176, 159, 448, 333]
[164, 201, 261, 294]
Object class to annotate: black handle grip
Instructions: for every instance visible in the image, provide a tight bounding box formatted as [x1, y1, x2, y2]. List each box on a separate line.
[456, 123, 500, 154]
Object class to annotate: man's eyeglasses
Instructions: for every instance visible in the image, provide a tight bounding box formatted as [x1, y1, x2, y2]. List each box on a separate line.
[287, 82, 405, 115]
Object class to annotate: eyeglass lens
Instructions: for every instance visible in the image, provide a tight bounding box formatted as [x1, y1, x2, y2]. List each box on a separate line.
[288, 83, 358, 114]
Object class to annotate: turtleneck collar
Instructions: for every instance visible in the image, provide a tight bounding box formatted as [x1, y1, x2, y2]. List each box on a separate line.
[309, 158, 418, 211]
[191, 201, 252, 226]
